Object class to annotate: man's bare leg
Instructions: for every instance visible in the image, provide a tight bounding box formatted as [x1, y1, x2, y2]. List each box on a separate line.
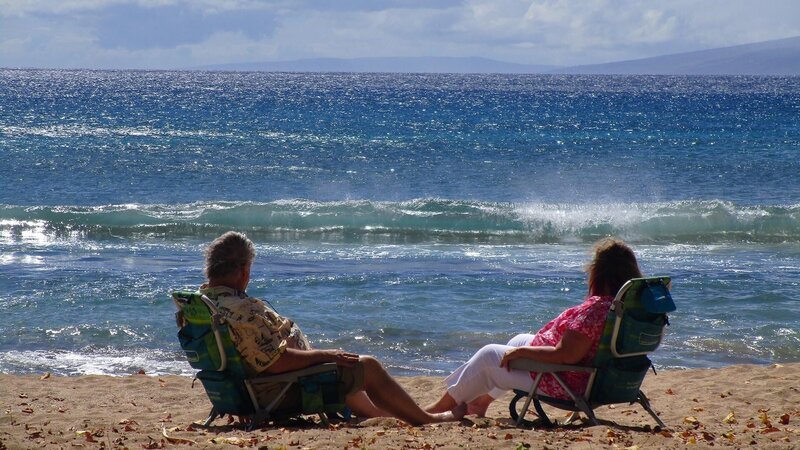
[358, 356, 464, 425]
[346, 390, 388, 418]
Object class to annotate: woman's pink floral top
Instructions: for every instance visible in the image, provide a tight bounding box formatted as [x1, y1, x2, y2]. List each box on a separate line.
[529, 295, 613, 400]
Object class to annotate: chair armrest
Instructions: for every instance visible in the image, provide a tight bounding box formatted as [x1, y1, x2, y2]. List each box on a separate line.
[249, 363, 339, 384]
[509, 360, 595, 374]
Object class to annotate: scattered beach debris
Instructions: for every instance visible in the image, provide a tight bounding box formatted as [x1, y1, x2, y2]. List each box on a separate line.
[207, 436, 258, 446]
[161, 426, 195, 445]
[723, 411, 737, 424]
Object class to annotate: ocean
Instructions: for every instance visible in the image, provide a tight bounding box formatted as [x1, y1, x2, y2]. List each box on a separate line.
[1, 69, 798, 377]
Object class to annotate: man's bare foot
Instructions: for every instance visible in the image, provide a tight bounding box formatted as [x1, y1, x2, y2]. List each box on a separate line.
[466, 394, 494, 417]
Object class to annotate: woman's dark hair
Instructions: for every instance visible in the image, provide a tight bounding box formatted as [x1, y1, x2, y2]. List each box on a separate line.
[585, 237, 642, 296]
[205, 231, 256, 280]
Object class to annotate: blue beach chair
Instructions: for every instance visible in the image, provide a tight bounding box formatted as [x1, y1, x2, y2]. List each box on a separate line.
[172, 290, 346, 429]
[508, 277, 676, 429]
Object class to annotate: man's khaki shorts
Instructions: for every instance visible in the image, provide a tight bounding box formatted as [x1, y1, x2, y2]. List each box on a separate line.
[252, 362, 364, 414]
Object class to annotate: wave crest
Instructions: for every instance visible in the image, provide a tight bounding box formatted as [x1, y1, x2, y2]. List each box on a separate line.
[1, 199, 798, 244]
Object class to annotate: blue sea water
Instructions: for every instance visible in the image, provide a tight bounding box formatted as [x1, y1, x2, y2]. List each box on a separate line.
[1, 69, 798, 376]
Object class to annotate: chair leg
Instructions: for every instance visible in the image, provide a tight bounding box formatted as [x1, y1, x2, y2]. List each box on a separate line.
[637, 390, 666, 429]
[564, 411, 581, 425]
[532, 399, 554, 428]
[203, 408, 220, 427]
[508, 392, 525, 425]
[245, 411, 271, 432]
[549, 373, 597, 426]
[581, 406, 599, 426]
[571, 397, 598, 426]
[514, 375, 544, 428]
[515, 392, 536, 427]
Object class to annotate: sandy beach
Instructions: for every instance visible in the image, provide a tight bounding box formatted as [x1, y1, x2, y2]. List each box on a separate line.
[1, 363, 798, 449]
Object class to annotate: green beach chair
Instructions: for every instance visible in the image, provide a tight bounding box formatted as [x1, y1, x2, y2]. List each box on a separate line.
[172, 290, 347, 429]
[508, 277, 676, 429]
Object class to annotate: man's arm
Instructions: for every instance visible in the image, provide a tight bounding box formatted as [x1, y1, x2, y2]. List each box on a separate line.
[239, 297, 361, 374]
[263, 347, 360, 374]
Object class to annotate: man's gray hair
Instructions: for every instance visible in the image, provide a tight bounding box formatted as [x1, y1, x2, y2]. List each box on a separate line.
[205, 231, 256, 280]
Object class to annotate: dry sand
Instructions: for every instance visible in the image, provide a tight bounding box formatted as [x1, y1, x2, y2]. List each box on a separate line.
[1, 363, 798, 449]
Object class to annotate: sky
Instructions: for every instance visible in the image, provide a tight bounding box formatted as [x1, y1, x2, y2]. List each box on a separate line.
[1, 0, 799, 70]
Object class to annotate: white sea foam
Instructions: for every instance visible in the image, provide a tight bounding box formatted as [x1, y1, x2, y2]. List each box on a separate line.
[2, 199, 799, 244]
[0, 350, 194, 377]
[0, 124, 231, 139]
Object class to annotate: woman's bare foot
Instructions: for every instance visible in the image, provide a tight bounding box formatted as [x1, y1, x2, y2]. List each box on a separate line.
[427, 402, 467, 423]
[466, 394, 494, 417]
[425, 392, 458, 414]
[451, 402, 467, 420]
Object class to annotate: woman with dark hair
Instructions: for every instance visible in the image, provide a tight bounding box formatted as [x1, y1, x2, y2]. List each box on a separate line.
[426, 237, 643, 418]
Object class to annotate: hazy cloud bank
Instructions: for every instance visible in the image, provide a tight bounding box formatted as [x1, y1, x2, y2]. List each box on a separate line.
[1, 0, 799, 69]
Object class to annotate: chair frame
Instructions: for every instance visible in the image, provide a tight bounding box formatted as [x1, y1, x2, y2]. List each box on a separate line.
[508, 278, 670, 429]
[203, 362, 340, 429]
[508, 360, 665, 429]
[174, 293, 339, 429]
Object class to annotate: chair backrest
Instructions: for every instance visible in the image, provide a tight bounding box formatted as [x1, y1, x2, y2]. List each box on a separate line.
[588, 277, 675, 404]
[172, 290, 346, 419]
[172, 290, 248, 378]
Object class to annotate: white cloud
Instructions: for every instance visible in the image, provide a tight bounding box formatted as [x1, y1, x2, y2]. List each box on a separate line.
[183, 31, 279, 65]
[0, 0, 120, 16]
[2, 29, 280, 69]
[0, 0, 277, 17]
[1, 0, 799, 68]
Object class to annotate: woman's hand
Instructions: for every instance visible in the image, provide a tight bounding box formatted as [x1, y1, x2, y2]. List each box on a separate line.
[323, 349, 360, 367]
[499, 348, 525, 371]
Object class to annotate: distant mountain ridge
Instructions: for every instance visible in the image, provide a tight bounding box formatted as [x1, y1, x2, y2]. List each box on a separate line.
[192, 36, 800, 75]
[196, 56, 558, 74]
[558, 35, 800, 75]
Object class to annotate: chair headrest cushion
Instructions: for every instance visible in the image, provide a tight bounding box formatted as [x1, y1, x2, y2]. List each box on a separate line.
[641, 282, 676, 314]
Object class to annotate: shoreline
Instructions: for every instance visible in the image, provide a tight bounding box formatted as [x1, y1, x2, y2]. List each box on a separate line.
[1, 363, 798, 449]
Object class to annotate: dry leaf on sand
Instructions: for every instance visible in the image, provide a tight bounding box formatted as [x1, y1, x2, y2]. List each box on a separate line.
[161, 426, 195, 445]
[208, 436, 258, 446]
[723, 411, 736, 424]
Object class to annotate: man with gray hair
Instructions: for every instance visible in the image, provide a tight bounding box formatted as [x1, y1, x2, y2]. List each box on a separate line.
[198, 231, 459, 425]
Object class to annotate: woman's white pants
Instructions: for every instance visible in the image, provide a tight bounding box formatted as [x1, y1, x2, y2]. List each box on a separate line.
[444, 333, 537, 404]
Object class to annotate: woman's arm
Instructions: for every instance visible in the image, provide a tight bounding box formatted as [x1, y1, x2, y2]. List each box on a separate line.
[263, 348, 359, 374]
[499, 330, 592, 369]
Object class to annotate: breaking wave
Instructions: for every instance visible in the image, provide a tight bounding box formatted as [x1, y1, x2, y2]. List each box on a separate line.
[2, 199, 799, 244]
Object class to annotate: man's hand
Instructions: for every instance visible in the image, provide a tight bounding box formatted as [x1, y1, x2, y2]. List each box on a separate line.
[265, 348, 359, 373]
[322, 349, 360, 367]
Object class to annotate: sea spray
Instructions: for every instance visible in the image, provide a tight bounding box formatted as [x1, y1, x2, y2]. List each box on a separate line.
[2, 200, 799, 244]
